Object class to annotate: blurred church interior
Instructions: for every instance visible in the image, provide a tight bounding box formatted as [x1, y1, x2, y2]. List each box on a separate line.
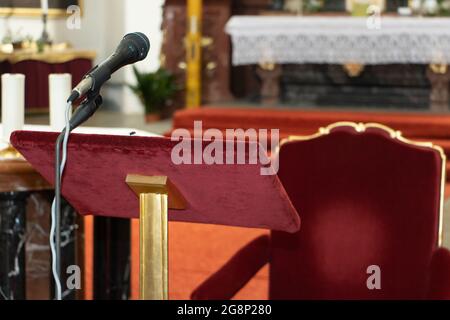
[1, 0, 450, 300]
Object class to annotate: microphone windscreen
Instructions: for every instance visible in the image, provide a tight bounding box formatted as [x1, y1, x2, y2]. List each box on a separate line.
[123, 32, 150, 61]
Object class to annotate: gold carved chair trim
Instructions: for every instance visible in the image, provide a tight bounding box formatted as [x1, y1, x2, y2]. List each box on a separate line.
[277, 121, 446, 246]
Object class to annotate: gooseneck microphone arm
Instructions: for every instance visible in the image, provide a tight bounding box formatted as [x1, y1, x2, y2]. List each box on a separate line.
[52, 32, 150, 300]
[67, 32, 150, 103]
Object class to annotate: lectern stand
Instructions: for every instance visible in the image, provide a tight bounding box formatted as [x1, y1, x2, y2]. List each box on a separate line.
[11, 131, 300, 300]
[126, 175, 187, 300]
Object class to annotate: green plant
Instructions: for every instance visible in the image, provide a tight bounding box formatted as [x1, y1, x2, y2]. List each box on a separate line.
[439, 0, 450, 15]
[304, 0, 323, 13]
[129, 67, 178, 115]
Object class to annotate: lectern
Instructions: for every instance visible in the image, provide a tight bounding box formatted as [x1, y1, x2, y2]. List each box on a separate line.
[11, 131, 300, 300]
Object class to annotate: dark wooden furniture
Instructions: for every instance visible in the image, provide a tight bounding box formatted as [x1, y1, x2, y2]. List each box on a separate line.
[161, 0, 279, 106]
[281, 64, 441, 110]
[161, 0, 448, 110]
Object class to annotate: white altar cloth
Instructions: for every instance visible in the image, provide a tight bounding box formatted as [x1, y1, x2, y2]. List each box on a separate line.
[225, 16, 450, 66]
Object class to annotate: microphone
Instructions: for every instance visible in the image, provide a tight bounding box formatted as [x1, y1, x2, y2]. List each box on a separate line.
[67, 32, 150, 103]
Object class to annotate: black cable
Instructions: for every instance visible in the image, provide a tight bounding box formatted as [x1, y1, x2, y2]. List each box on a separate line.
[53, 93, 102, 299]
[54, 130, 65, 281]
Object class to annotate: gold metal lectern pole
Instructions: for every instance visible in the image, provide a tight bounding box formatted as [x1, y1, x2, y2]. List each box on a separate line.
[126, 175, 186, 300]
[139, 192, 168, 299]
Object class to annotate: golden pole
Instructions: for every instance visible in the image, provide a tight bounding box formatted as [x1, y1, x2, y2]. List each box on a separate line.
[186, 0, 202, 109]
[139, 193, 168, 299]
[126, 175, 186, 300]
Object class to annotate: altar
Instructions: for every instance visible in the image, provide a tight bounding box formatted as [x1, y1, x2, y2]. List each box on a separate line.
[0, 49, 95, 112]
[226, 16, 450, 110]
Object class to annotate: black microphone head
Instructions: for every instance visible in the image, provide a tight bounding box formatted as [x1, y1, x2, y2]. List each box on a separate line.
[80, 32, 150, 94]
[122, 32, 150, 62]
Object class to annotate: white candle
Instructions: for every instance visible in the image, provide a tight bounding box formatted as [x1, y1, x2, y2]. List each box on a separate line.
[1, 74, 25, 144]
[41, 0, 49, 14]
[49, 74, 72, 131]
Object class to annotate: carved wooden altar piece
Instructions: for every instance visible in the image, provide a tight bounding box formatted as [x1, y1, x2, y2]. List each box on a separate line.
[161, 0, 233, 107]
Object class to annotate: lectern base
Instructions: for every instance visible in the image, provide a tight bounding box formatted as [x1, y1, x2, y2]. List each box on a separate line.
[126, 175, 186, 300]
[139, 192, 168, 300]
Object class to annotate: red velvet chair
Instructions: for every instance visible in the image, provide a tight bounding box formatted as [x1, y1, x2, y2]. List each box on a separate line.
[192, 122, 450, 300]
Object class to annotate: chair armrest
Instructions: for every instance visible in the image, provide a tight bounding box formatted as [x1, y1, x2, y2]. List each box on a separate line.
[427, 247, 450, 300]
[191, 235, 270, 300]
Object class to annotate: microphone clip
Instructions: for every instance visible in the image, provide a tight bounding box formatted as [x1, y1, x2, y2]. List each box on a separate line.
[68, 91, 103, 132]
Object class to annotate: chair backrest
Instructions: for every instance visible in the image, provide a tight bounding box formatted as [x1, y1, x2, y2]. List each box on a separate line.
[270, 122, 445, 299]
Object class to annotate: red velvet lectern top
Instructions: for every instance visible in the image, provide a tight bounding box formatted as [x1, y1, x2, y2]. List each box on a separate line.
[11, 131, 300, 233]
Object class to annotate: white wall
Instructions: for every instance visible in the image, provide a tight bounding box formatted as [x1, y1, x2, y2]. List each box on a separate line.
[122, 0, 165, 114]
[53, 0, 109, 64]
[62, 0, 164, 114]
[0, 0, 164, 114]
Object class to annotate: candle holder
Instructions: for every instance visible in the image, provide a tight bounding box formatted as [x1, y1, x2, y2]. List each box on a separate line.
[38, 13, 52, 47]
[0, 144, 23, 161]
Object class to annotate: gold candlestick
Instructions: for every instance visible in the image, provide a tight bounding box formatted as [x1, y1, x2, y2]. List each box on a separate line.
[0, 144, 23, 160]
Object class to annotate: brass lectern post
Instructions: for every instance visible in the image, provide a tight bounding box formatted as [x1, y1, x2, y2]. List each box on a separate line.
[139, 192, 168, 300]
[126, 174, 186, 300]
